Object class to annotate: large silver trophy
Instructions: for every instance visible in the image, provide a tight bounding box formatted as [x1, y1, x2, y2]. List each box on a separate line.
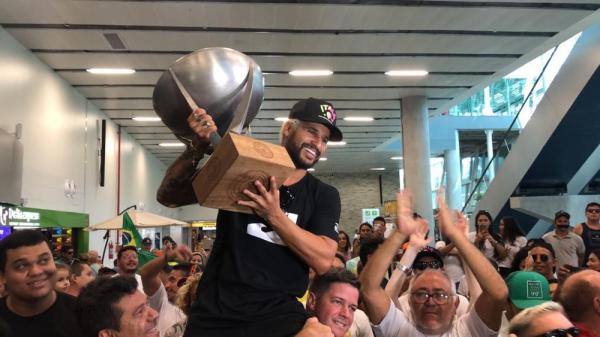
[152, 47, 264, 147]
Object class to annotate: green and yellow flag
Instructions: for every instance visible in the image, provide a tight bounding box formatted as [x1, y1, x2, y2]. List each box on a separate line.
[121, 212, 156, 268]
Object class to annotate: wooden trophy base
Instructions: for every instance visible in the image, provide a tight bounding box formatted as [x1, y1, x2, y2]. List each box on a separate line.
[192, 132, 296, 214]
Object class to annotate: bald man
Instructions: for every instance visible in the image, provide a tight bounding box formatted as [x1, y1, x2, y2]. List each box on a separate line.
[559, 270, 600, 337]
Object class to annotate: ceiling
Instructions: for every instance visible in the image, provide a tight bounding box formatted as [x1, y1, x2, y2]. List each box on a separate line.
[1, 0, 599, 173]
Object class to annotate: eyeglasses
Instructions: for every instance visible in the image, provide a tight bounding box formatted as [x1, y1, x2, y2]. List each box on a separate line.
[535, 327, 579, 337]
[411, 290, 451, 305]
[531, 254, 550, 263]
[413, 260, 443, 271]
[280, 186, 295, 209]
[587, 209, 600, 214]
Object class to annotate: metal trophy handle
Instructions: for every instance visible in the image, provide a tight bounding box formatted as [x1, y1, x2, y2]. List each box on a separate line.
[152, 47, 264, 150]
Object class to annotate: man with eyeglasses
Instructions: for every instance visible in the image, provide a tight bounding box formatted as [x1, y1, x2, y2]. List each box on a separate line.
[360, 190, 508, 337]
[574, 202, 600, 265]
[391, 247, 470, 326]
[559, 270, 600, 337]
[508, 301, 579, 337]
[157, 98, 342, 337]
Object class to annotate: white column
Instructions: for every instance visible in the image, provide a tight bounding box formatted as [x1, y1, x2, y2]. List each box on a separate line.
[401, 96, 433, 228]
[444, 130, 462, 210]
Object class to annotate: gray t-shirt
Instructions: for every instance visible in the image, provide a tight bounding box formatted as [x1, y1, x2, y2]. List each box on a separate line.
[542, 231, 585, 268]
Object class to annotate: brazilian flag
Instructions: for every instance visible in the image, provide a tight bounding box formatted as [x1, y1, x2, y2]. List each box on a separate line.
[122, 212, 156, 268]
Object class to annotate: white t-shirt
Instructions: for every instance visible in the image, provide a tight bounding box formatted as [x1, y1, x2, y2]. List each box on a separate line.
[113, 273, 145, 295]
[434, 241, 465, 284]
[372, 300, 497, 337]
[397, 293, 470, 325]
[498, 236, 527, 268]
[147, 283, 187, 337]
[468, 232, 496, 261]
[348, 309, 375, 337]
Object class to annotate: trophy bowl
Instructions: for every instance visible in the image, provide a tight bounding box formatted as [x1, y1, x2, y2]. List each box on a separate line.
[152, 47, 264, 142]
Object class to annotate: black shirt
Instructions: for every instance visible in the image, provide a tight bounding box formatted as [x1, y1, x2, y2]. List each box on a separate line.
[186, 173, 340, 330]
[0, 292, 81, 337]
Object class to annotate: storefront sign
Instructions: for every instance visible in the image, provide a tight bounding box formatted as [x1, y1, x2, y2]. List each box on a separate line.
[0, 203, 88, 228]
[361, 208, 381, 224]
[191, 221, 216, 230]
[1, 205, 40, 227]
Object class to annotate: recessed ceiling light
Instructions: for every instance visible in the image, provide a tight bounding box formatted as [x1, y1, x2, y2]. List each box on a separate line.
[390, 156, 403, 160]
[370, 167, 386, 171]
[132, 116, 161, 122]
[319, 157, 327, 161]
[328, 141, 346, 146]
[307, 168, 315, 172]
[289, 70, 333, 77]
[158, 142, 185, 147]
[385, 70, 428, 77]
[86, 68, 136, 75]
[274, 117, 289, 122]
[343, 117, 374, 122]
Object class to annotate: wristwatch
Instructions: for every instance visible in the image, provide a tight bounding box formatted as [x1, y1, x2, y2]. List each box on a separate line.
[396, 263, 412, 276]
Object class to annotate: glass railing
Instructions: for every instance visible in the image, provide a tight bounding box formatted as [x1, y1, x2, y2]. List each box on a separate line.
[449, 33, 581, 214]
[448, 33, 581, 125]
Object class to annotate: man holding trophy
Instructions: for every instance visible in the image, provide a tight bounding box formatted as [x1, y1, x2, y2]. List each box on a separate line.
[154, 48, 342, 337]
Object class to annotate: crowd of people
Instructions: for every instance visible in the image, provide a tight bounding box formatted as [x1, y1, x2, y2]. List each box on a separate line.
[0, 97, 598, 337]
[2, 199, 598, 337]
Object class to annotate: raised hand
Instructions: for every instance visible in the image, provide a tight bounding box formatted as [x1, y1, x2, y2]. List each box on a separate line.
[455, 211, 469, 238]
[408, 218, 431, 249]
[395, 190, 420, 237]
[166, 244, 193, 263]
[436, 187, 460, 239]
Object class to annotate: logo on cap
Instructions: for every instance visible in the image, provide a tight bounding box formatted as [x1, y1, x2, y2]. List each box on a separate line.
[320, 104, 336, 124]
[526, 280, 543, 299]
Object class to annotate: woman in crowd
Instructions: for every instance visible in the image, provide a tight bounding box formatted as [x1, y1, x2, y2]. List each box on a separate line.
[498, 216, 527, 277]
[586, 249, 600, 271]
[510, 247, 530, 274]
[470, 210, 507, 264]
[337, 230, 352, 261]
[351, 222, 373, 258]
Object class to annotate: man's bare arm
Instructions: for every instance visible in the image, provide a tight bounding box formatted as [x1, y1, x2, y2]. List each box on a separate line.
[156, 148, 202, 207]
[156, 108, 216, 208]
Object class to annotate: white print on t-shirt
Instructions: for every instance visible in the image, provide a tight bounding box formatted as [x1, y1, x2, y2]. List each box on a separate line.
[247, 213, 299, 246]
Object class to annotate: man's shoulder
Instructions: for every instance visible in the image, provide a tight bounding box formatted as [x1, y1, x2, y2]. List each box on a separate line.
[56, 291, 78, 308]
[305, 174, 339, 197]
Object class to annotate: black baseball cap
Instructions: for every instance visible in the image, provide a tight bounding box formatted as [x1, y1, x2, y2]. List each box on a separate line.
[554, 210, 570, 220]
[413, 247, 444, 268]
[142, 237, 152, 245]
[288, 98, 343, 141]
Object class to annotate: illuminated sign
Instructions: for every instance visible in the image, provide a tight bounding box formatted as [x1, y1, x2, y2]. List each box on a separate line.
[0, 205, 40, 227]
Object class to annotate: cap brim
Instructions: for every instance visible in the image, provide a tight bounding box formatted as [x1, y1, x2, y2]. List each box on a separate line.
[328, 125, 343, 141]
[511, 299, 549, 309]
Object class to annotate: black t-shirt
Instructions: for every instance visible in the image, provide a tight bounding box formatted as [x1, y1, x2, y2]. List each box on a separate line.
[0, 292, 81, 337]
[186, 173, 340, 329]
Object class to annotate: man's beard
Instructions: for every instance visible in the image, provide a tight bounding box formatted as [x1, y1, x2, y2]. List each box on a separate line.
[285, 141, 321, 170]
